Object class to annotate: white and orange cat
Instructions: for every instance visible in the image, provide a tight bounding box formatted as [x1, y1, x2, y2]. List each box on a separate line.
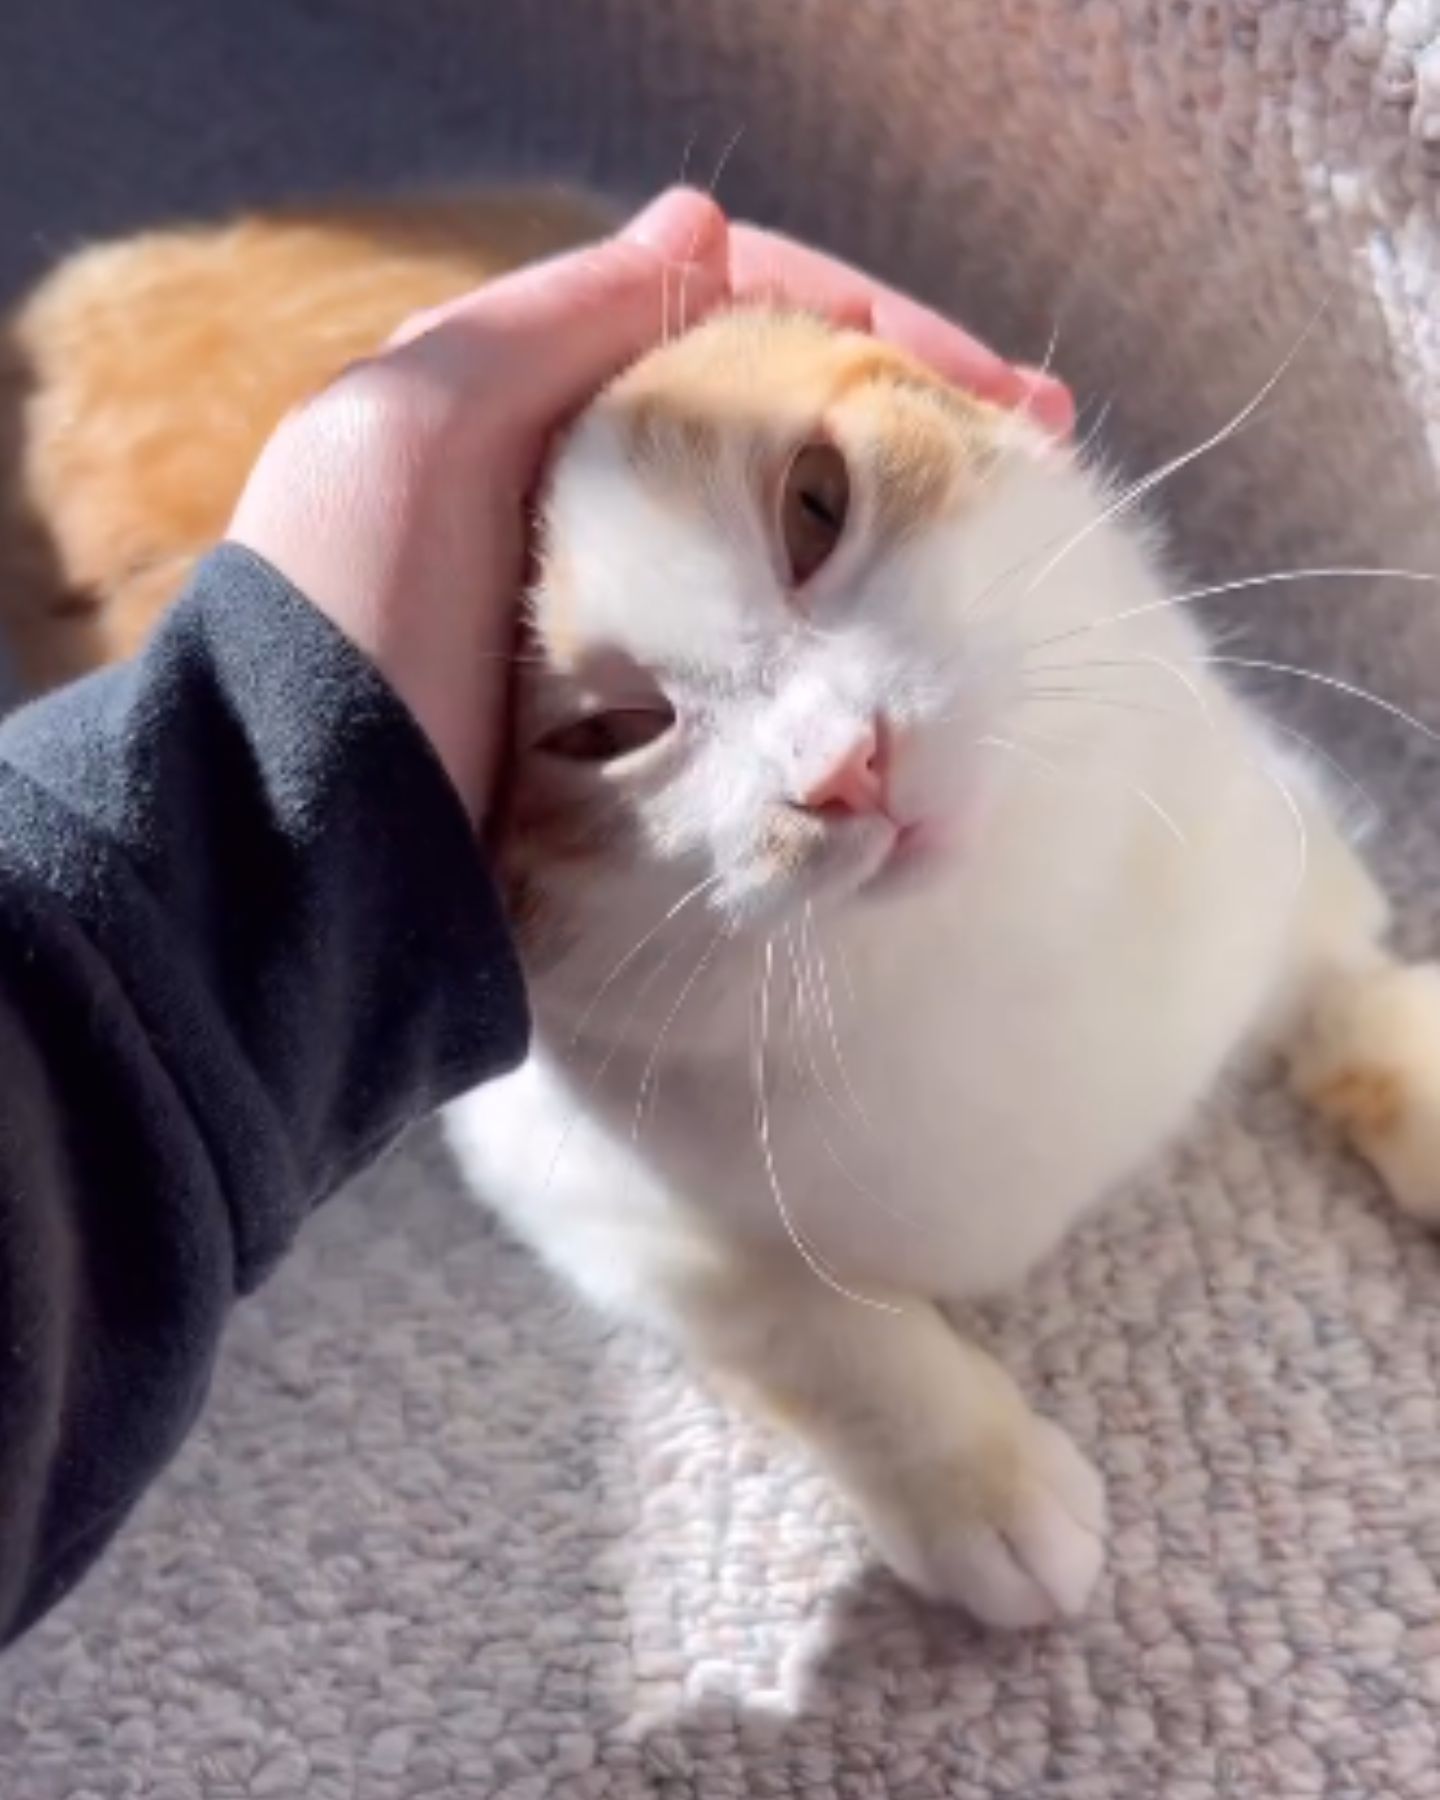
[5, 189, 1440, 1629]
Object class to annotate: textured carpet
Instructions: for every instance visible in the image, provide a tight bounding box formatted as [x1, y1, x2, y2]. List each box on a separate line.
[4, 2, 1440, 1796]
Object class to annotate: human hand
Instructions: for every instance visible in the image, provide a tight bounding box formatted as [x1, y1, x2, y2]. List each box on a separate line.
[725, 223, 1073, 436]
[228, 189, 1072, 826]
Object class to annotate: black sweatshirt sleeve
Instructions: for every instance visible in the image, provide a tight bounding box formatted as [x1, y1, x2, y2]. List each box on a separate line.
[0, 543, 529, 1646]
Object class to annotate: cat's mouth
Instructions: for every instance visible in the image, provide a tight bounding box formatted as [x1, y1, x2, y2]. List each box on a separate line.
[858, 817, 953, 897]
[806, 812, 953, 907]
[739, 804, 957, 922]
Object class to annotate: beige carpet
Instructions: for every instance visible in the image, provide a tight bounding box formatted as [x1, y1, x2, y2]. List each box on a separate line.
[3, 2, 1440, 1795]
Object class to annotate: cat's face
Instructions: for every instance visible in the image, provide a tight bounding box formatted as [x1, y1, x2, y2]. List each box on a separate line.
[501, 308, 1079, 989]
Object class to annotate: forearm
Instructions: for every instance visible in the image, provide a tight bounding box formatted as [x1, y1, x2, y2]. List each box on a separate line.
[0, 545, 527, 1643]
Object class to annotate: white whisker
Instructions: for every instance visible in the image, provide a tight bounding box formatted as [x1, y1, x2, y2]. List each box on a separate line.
[543, 919, 704, 1196]
[782, 925, 832, 1099]
[833, 936, 861, 1011]
[1032, 316, 1063, 389]
[1252, 745, 1309, 906]
[804, 905, 877, 1137]
[781, 926, 907, 1219]
[567, 870, 722, 1048]
[705, 124, 745, 203]
[630, 927, 727, 1142]
[782, 922, 862, 1137]
[1132, 649, 1218, 725]
[1012, 683, 1379, 837]
[1196, 654, 1440, 745]
[543, 879, 722, 1197]
[752, 939, 898, 1311]
[931, 664, 1196, 729]
[1017, 650, 1216, 727]
[672, 125, 745, 339]
[1071, 397, 1115, 462]
[976, 733, 1190, 847]
[1267, 717, 1380, 832]
[1016, 689, 1192, 722]
[1015, 298, 1331, 602]
[799, 1073, 915, 1227]
[661, 129, 700, 347]
[1125, 785, 1189, 849]
[1024, 565, 1440, 659]
[995, 316, 1063, 438]
[947, 299, 1329, 638]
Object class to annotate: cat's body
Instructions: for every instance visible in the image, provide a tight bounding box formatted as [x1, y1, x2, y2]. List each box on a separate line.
[0, 188, 606, 690]
[453, 462, 1306, 1307]
[8, 189, 1440, 1630]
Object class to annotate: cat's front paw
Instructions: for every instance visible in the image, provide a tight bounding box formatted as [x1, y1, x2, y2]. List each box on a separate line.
[1292, 961, 1440, 1226]
[871, 1417, 1106, 1629]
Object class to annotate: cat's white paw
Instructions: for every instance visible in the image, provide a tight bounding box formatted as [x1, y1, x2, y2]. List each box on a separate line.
[870, 1417, 1106, 1629]
[1292, 961, 1440, 1225]
[1364, 1085, 1440, 1225]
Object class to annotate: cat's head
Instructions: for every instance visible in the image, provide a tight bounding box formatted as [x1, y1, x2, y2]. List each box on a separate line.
[499, 307, 1105, 1004]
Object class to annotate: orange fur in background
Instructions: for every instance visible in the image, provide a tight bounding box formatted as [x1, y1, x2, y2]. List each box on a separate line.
[0, 188, 612, 692]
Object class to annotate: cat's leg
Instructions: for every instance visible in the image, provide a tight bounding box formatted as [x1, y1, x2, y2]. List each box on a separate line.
[643, 1244, 1105, 1628]
[1283, 808, 1440, 1223]
[450, 1080, 1102, 1626]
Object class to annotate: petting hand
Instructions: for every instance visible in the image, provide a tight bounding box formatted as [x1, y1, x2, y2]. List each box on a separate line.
[227, 188, 1072, 825]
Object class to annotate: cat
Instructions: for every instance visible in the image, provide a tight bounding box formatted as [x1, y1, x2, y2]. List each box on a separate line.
[0, 186, 610, 692]
[5, 188, 1440, 1629]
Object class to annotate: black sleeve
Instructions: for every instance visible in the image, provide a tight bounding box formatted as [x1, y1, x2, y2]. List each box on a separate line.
[0, 543, 529, 1646]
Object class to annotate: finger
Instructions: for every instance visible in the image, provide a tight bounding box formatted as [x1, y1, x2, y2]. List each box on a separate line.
[385, 188, 724, 348]
[1008, 363, 1076, 437]
[728, 224, 877, 329]
[386, 188, 730, 440]
[868, 287, 1073, 434]
[730, 223, 1074, 434]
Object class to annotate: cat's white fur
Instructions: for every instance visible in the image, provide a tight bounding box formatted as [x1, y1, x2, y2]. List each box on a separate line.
[445, 311, 1440, 1628]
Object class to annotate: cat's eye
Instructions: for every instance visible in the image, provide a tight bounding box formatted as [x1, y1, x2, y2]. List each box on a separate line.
[538, 703, 676, 764]
[780, 440, 851, 586]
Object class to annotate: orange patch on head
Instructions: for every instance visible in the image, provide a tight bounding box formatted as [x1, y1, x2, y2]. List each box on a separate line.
[826, 342, 1005, 545]
[1306, 1064, 1406, 1140]
[599, 307, 1001, 559]
[623, 397, 725, 498]
[535, 546, 579, 667]
[832, 379, 977, 545]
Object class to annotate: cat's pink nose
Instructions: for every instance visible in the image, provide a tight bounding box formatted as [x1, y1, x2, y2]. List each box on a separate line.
[795, 724, 886, 816]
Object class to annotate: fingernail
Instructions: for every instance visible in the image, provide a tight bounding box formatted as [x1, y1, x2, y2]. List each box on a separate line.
[619, 187, 727, 261]
[1012, 365, 1076, 437]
